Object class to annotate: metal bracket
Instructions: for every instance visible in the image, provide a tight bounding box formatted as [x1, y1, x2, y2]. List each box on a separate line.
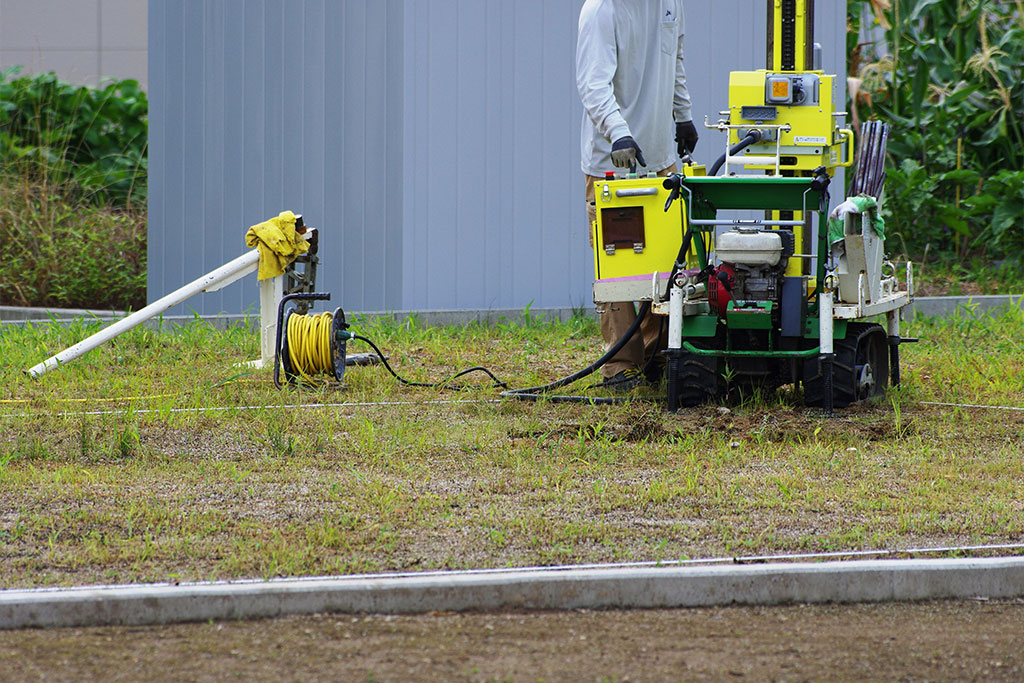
[283, 223, 320, 315]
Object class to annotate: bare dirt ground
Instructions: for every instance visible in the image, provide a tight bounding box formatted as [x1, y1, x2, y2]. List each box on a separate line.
[4, 599, 1023, 681]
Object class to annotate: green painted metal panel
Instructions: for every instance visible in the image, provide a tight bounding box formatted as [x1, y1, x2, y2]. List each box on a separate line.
[683, 177, 825, 211]
[682, 342, 820, 358]
[804, 317, 848, 339]
[726, 300, 774, 330]
[682, 315, 719, 337]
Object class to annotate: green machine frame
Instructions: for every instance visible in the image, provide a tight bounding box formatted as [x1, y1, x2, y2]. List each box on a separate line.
[675, 175, 829, 361]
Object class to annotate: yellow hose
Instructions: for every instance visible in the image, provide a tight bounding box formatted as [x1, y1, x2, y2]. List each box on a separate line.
[286, 311, 336, 383]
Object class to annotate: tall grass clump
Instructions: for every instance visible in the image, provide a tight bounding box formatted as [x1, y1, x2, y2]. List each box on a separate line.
[0, 67, 147, 309]
[847, 1, 1023, 267]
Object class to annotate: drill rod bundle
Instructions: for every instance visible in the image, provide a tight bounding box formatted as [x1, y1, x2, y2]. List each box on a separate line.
[849, 120, 890, 198]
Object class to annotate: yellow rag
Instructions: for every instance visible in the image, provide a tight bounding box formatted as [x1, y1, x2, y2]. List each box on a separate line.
[244, 210, 310, 280]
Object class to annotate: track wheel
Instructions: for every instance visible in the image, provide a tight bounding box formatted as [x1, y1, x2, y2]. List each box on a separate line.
[672, 349, 723, 408]
[804, 322, 889, 409]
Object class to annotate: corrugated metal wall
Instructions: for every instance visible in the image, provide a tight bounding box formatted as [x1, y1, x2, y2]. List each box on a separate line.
[149, 0, 405, 314]
[149, 0, 845, 315]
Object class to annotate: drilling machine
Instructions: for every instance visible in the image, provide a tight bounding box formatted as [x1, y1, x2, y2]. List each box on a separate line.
[591, 0, 913, 413]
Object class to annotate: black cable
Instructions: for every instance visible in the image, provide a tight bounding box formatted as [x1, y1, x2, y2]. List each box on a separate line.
[349, 304, 652, 405]
[500, 302, 652, 404]
[659, 173, 709, 302]
[352, 334, 508, 391]
[708, 131, 763, 177]
[285, 298, 653, 405]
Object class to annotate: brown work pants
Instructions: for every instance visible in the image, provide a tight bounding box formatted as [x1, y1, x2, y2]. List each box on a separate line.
[586, 165, 675, 379]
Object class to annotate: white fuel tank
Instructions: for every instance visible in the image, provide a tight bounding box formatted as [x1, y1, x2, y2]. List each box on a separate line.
[716, 229, 782, 266]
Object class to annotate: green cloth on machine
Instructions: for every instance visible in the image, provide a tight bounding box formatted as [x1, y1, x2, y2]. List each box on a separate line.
[827, 194, 885, 245]
[244, 210, 309, 280]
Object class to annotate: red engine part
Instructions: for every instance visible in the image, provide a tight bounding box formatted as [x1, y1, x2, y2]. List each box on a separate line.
[708, 263, 736, 315]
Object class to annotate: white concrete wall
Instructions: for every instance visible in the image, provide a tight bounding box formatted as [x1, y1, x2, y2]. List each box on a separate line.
[0, 0, 147, 87]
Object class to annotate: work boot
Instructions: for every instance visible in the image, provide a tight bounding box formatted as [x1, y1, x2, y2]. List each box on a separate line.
[592, 368, 647, 393]
[644, 358, 666, 385]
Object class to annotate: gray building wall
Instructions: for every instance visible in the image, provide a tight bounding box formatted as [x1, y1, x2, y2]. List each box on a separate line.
[148, 0, 404, 314]
[0, 0, 147, 87]
[148, 0, 846, 315]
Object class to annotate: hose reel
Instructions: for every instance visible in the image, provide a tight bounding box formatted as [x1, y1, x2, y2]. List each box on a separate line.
[274, 292, 353, 388]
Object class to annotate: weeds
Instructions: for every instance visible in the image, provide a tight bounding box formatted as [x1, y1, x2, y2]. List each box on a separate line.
[0, 310, 1020, 588]
[0, 67, 147, 205]
[264, 421, 296, 459]
[1, 67, 147, 309]
[0, 166, 147, 309]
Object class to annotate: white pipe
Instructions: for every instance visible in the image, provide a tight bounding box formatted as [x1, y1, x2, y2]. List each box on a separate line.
[886, 309, 900, 338]
[257, 275, 284, 368]
[819, 292, 834, 355]
[726, 155, 780, 167]
[26, 250, 260, 378]
[668, 285, 684, 350]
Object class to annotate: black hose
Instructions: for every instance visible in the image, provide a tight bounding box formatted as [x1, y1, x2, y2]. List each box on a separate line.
[284, 298, 652, 405]
[348, 303, 650, 404]
[708, 131, 763, 177]
[352, 334, 508, 390]
[501, 303, 651, 404]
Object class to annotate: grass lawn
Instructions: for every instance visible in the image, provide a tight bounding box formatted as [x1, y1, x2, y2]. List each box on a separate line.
[1, 305, 1022, 589]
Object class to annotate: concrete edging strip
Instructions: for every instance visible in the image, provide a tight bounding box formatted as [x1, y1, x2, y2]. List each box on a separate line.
[2, 557, 1023, 629]
[4, 295, 1023, 328]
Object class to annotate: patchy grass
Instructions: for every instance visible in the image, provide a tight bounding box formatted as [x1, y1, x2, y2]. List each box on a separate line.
[912, 260, 1024, 298]
[0, 306, 1022, 588]
[0, 172, 147, 310]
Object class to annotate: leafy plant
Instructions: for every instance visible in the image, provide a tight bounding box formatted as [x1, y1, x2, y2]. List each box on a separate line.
[847, 0, 1024, 264]
[0, 67, 148, 308]
[0, 66, 148, 205]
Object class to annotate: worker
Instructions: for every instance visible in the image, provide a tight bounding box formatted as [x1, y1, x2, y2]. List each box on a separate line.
[577, 0, 698, 391]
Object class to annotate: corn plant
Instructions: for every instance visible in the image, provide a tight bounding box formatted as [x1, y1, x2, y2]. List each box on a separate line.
[847, 0, 1024, 264]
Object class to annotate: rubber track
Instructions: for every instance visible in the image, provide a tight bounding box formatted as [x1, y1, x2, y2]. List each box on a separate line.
[804, 322, 886, 409]
[676, 352, 721, 407]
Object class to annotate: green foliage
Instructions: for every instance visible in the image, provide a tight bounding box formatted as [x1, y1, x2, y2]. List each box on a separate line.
[848, 0, 1024, 264]
[0, 66, 147, 206]
[0, 66, 148, 309]
[0, 175, 146, 309]
[885, 160, 1023, 263]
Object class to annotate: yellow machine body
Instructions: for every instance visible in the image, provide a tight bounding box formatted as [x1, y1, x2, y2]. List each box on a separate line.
[723, 0, 852, 278]
[727, 70, 853, 174]
[592, 167, 707, 304]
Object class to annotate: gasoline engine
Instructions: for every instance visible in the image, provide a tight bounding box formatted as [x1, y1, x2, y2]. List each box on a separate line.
[708, 228, 796, 319]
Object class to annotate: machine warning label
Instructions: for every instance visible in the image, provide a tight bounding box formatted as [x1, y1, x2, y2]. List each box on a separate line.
[795, 136, 828, 145]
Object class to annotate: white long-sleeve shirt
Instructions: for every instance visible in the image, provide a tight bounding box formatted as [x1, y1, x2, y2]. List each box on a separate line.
[577, 0, 692, 176]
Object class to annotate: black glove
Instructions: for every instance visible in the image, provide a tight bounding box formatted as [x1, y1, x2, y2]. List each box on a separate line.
[675, 120, 699, 157]
[611, 136, 646, 169]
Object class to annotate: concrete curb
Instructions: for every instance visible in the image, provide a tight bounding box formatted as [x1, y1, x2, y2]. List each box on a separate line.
[3, 296, 1023, 328]
[3, 557, 1023, 630]
[0, 307, 587, 330]
[906, 294, 1023, 319]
